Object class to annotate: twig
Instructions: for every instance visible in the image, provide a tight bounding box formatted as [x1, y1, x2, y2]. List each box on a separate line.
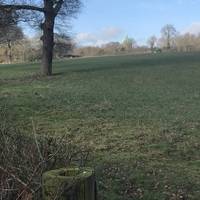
[31, 119, 44, 163]
[16, 145, 63, 200]
[0, 166, 34, 194]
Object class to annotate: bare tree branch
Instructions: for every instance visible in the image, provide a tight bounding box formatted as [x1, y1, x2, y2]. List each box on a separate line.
[54, 1, 64, 16]
[0, 4, 44, 12]
[0, 166, 34, 194]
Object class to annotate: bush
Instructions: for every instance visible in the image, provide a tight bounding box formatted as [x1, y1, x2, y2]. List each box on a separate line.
[0, 110, 90, 200]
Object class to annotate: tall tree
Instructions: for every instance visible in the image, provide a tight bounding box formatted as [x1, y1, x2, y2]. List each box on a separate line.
[0, 25, 24, 63]
[0, 0, 81, 76]
[122, 36, 136, 51]
[147, 35, 157, 51]
[161, 24, 177, 49]
[0, 8, 23, 63]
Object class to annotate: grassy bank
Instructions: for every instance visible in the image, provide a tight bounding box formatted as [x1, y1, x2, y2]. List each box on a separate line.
[1, 52, 200, 199]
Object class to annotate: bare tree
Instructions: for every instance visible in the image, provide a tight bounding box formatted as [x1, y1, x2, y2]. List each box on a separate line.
[175, 33, 198, 52]
[147, 35, 157, 51]
[0, 25, 24, 63]
[161, 24, 177, 49]
[122, 36, 136, 51]
[0, 0, 81, 76]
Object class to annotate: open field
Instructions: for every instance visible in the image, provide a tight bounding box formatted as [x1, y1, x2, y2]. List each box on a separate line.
[1, 52, 200, 199]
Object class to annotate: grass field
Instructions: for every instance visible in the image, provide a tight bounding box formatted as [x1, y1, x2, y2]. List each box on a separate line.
[1, 52, 200, 199]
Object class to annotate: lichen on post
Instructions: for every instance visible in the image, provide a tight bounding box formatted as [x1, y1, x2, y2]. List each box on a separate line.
[42, 167, 96, 200]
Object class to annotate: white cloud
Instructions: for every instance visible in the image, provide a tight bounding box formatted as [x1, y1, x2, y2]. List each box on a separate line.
[182, 22, 200, 35]
[75, 26, 123, 46]
[75, 33, 98, 44]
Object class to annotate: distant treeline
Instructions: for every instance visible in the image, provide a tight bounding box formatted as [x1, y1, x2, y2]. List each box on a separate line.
[1, 25, 200, 63]
[0, 33, 74, 64]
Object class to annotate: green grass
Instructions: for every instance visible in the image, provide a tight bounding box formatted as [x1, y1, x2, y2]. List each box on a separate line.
[1, 52, 200, 199]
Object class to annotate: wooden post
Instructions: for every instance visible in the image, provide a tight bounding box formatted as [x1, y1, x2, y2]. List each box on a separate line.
[42, 167, 96, 200]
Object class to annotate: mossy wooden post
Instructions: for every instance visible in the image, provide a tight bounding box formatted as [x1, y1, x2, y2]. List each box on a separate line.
[42, 167, 96, 200]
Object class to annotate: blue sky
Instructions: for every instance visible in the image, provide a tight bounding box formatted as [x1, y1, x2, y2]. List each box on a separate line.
[68, 0, 200, 46]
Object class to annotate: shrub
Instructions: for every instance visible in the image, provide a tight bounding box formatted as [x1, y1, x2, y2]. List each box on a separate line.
[0, 110, 90, 200]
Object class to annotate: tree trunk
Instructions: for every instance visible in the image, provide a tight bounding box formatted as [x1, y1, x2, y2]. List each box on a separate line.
[167, 33, 170, 49]
[7, 40, 12, 64]
[41, 1, 55, 76]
